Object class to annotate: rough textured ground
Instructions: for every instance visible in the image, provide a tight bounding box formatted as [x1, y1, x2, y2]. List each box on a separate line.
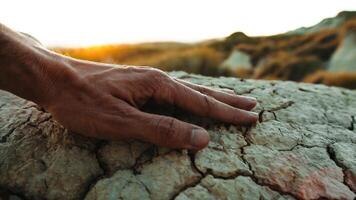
[328, 32, 356, 72]
[0, 71, 356, 200]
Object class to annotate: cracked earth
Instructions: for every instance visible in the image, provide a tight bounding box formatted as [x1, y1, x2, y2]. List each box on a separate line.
[0, 71, 356, 200]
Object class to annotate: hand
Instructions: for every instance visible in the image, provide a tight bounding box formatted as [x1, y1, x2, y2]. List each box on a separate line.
[0, 23, 258, 150]
[42, 58, 258, 150]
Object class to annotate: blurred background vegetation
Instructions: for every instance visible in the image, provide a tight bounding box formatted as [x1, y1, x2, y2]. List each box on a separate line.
[53, 11, 356, 89]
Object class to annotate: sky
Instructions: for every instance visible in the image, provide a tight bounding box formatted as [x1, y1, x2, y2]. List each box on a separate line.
[1, 0, 356, 47]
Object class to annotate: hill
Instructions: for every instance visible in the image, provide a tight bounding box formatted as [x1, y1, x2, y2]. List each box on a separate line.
[53, 11, 356, 89]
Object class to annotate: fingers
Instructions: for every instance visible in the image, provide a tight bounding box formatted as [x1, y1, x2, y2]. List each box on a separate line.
[80, 100, 208, 150]
[130, 110, 210, 150]
[175, 79, 257, 110]
[218, 88, 236, 95]
[157, 81, 258, 126]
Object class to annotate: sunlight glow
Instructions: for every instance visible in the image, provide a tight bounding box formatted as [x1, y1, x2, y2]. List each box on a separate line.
[1, 0, 356, 47]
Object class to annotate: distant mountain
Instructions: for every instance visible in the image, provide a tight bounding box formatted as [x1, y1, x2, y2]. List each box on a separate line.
[287, 11, 356, 35]
[54, 11, 356, 89]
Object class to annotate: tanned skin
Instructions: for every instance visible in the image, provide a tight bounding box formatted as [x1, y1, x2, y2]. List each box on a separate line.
[0, 23, 258, 150]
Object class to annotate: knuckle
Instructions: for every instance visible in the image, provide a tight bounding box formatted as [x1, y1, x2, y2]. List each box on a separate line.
[202, 95, 216, 116]
[108, 67, 125, 76]
[159, 81, 177, 102]
[146, 69, 176, 102]
[197, 86, 209, 94]
[147, 69, 170, 84]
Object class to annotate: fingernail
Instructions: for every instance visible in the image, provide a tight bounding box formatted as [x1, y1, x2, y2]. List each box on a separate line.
[244, 97, 257, 110]
[191, 129, 209, 149]
[246, 96, 257, 103]
[221, 88, 235, 94]
[249, 112, 259, 121]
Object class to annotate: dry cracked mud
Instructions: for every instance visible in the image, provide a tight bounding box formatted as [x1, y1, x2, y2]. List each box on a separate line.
[0, 71, 356, 200]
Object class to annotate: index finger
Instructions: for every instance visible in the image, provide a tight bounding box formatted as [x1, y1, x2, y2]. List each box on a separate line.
[156, 80, 258, 126]
[176, 79, 257, 111]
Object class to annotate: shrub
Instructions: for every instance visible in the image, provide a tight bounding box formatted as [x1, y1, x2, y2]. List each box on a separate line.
[294, 29, 340, 60]
[341, 19, 356, 35]
[253, 52, 324, 81]
[126, 47, 225, 76]
[233, 28, 341, 67]
[304, 71, 356, 89]
[235, 41, 274, 65]
[233, 68, 254, 79]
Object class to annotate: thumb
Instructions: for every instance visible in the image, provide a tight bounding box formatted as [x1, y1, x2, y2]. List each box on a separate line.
[133, 111, 210, 150]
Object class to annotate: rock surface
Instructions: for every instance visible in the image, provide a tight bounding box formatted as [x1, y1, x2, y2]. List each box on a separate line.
[1, 71, 356, 200]
[220, 50, 252, 71]
[328, 32, 356, 72]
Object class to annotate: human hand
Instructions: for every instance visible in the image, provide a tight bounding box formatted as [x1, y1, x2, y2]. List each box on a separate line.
[0, 22, 257, 150]
[40, 58, 258, 150]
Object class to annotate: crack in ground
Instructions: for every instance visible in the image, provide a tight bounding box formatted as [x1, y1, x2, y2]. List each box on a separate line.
[183, 161, 300, 200]
[298, 87, 313, 93]
[207, 172, 298, 198]
[171, 140, 258, 199]
[268, 101, 295, 112]
[0, 104, 6, 110]
[237, 126, 300, 199]
[79, 140, 107, 200]
[258, 110, 278, 123]
[30, 114, 52, 126]
[187, 151, 204, 176]
[80, 142, 173, 200]
[217, 84, 236, 91]
[277, 143, 319, 152]
[2, 80, 354, 199]
[239, 156, 299, 198]
[133, 146, 159, 174]
[170, 175, 204, 200]
[349, 116, 355, 131]
[136, 178, 152, 197]
[258, 101, 294, 123]
[0, 186, 27, 200]
[0, 107, 51, 144]
[258, 110, 265, 123]
[326, 145, 356, 194]
[0, 112, 33, 143]
[133, 147, 177, 175]
[167, 150, 205, 200]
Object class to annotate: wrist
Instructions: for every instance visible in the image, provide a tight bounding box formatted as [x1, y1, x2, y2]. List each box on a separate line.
[0, 23, 82, 110]
[2, 44, 79, 109]
[29, 49, 82, 109]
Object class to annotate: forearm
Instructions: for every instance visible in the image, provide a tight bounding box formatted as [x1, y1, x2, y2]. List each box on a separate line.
[0, 23, 73, 107]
